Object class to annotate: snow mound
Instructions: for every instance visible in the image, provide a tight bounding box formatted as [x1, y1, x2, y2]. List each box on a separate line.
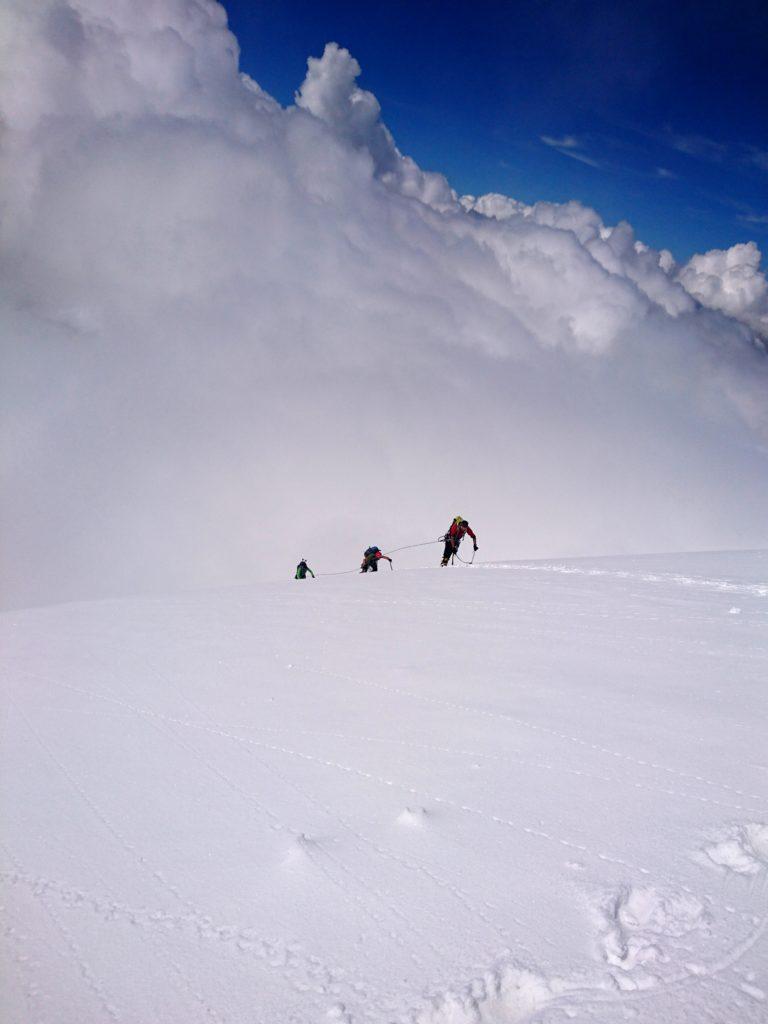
[597, 885, 711, 989]
[397, 806, 430, 828]
[703, 823, 768, 876]
[415, 965, 554, 1023]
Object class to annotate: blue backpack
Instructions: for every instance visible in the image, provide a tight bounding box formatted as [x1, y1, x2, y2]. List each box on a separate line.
[364, 546, 380, 558]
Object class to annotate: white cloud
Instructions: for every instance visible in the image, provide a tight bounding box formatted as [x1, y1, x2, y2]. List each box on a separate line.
[540, 134, 581, 150]
[559, 149, 602, 168]
[746, 147, 768, 172]
[295, 42, 456, 209]
[540, 134, 601, 167]
[666, 131, 726, 162]
[677, 242, 768, 340]
[1, 0, 767, 609]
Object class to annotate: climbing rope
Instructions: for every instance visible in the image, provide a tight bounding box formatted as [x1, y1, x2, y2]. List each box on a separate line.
[383, 538, 443, 555]
[316, 538, 442, 578]
[314, 537, 480, 577]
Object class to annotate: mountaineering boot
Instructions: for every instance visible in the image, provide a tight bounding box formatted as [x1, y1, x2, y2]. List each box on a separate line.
[441, 557, 449, 567]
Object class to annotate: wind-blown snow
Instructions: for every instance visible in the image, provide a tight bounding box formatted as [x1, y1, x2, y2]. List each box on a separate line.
[2, 552, 767, 1022]
[1, 0, 768, 610]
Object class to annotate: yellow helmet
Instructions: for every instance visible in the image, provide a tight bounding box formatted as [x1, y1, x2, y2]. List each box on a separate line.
[454, 515, 463, 524]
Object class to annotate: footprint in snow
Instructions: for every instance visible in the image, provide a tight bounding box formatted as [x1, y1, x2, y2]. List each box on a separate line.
[326, 1004, 353, 1023]
[594, 884, 711, 990]
[700, 822, 768, 876]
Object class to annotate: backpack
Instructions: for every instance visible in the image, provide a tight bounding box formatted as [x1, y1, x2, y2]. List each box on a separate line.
[364, 546, 380, 558]
[448, 519, 467, 543]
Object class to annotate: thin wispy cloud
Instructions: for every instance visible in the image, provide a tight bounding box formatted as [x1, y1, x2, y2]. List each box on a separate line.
[665, 130, 726, 162]
[652, 133, 768, 196]
[746, 148, 768, 172]
[540, 134, 581, 150]
[559, 149, 602, 168]
[539, 134, 601, 168]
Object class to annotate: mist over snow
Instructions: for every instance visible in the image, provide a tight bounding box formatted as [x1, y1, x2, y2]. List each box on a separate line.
[1, 0, 768, 609]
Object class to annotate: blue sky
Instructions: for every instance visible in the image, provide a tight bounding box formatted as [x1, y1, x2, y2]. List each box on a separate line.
[225, 0, 767, 262]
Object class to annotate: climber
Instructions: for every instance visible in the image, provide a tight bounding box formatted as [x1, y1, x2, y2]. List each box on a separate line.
[441, 517, 478, 566]
[295, 558, 315, 579]
[360, 546, 393, 573]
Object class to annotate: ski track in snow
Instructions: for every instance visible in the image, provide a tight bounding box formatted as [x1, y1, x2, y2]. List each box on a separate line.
[0, 860, 353, 1015]
[17, 665, 768, 1019]
[151, 712, 447, 972]
[20, 795, 241, 1024]
[510, 561, 768, 598]
[305, 664, 767, 807]
[27, 676, 661, 879]
[163, 703, 537, 959]
[2, 552, 767, 1023]
[180, 717, 766, 817]
[44, 700, 765, 817]
[2, 843, 123, 1023]
[5, 701, 359, 1015]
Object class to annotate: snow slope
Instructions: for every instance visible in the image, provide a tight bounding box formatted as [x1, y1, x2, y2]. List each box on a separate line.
[2, 551, 767, 1023]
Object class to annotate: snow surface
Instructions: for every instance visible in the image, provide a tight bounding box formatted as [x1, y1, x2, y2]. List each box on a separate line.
[2, 551, 767, 1023]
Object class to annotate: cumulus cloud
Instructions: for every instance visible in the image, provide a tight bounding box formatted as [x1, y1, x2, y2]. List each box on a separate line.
[1, 0, 767, 610]
[295, 42, 456, 209]
[677, 242, 768, 340]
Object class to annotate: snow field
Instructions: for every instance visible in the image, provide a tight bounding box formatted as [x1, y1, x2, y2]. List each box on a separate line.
[1, 551, 767, 1022]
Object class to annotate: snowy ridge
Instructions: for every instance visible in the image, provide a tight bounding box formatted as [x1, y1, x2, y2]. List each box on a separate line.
[2, 552, 767, 1022]
[508, 561, 768, 597]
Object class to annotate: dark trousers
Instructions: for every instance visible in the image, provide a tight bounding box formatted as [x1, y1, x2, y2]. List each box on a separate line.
[362, 556, 378, 572]
[442, 538, 458, 562]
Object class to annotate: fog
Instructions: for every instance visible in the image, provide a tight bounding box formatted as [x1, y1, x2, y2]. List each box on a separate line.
[2, 0, 767, 609]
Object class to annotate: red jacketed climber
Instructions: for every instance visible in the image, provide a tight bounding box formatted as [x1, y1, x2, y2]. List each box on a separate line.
[449, 521, 476, 544]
